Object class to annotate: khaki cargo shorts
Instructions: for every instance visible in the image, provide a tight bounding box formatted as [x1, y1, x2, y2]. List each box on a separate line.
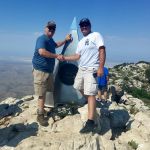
[33, 69, 54, 96]
[73, 67, 98, 96]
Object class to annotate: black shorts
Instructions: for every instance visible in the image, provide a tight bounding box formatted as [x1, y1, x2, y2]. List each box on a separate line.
[98, 85, 107, 92]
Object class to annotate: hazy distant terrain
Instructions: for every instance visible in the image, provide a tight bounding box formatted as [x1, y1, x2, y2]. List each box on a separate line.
[0, 60, 34, 101]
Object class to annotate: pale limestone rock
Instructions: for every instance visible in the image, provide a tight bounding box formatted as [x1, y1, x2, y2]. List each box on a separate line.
[137, 142, 150, 150]
[78, 104, 88, 122]
[52, 115, 83, 133]
[1, 97, 16, 104]
[137, 63, 148, 68]
[0, 94, 150, 150]
[21, 95, 34, 101]
[99, 136, 115, 150]
[133, 112, 150, 135]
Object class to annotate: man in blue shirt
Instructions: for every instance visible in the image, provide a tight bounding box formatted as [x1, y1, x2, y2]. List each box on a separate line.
[32, 21, 71, 126]
[97, 67, 109, 102]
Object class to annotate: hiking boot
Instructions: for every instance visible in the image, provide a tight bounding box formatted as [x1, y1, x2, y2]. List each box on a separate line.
[104, 100, 109, 104]
[80, 121, 95, 134]
[96, 98, 102, 102]
[37, 114, 48, 127]
[37, 109, 47, 116]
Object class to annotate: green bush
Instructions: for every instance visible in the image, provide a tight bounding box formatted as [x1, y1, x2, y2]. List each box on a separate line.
[124, 76, 129, 81]
[128, 140, 138, 150]
[122, 85, 150, 100]
[133, 76, 140, 81]
[122, 85, 150, 107]
[130, 106, 139, 115]
[145, 67, 150, 83]
[128, 71, 134, 76]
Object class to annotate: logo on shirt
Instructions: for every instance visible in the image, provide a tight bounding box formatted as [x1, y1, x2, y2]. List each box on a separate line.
[85, 39, 89, 46]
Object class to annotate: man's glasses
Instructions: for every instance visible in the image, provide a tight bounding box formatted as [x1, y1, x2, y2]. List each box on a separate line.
[79, 23, 90, 28]
[48, 27, 56, 32]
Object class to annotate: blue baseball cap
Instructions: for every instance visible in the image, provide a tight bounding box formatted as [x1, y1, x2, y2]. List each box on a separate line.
[47, 21, 56, 29]
[79, 18, 91, 27]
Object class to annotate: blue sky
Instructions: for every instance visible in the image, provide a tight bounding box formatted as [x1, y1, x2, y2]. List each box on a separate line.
[0, 0, 150, 63]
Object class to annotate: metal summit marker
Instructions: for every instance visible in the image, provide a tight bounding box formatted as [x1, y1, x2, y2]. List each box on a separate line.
[45, 17, 85, 107]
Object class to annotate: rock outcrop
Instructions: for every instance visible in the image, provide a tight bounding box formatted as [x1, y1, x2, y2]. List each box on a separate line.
[109, 61, 150, 93]
[0, 94, 150, 150]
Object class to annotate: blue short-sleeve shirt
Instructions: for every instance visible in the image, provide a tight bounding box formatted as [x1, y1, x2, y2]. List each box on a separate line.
[32, 34, 57, 73]
[98, 67, 109, 86]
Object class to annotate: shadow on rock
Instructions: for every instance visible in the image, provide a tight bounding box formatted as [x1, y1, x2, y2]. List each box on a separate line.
[0, 100, 23, 120]
[96, 100, 112, 109]
[0, 122, 39, 147]
[109, 109, 130, 140]
[47, 103, 80, 122]
[98, 108, 132, 140]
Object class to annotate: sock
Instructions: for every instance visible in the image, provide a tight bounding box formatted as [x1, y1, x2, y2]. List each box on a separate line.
[87, 119, 94, 125]
[37, 108, 44, 115]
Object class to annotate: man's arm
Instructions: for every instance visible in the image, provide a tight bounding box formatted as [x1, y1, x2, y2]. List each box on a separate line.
[56, 40, 66, 48]
[38, 34, 71, 58]
[38, 48, 58, 58]
[97, 46, 106, 76]
[64, 54, 80, 61]
[106, 76, 109, 81]
[106, 75, 109, 87]
[56, 34, 71, 48]
[57, 54, 80, 61]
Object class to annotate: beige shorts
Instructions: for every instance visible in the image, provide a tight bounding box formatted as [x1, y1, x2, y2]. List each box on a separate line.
[33, 69, 54, 96]
[73, 67, 98, 96]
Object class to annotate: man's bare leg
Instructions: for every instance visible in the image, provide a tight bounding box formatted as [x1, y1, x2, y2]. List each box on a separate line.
[87, 95, 96, 120]
[79, 95, 96, 133]
[98, 90, 102, 100]
[80, 90, 88, 104]
[79, 91, 96, 120]
[37, 95, 48, 126]
[103, 91, 108, 101]
[38, 96, 45, 113]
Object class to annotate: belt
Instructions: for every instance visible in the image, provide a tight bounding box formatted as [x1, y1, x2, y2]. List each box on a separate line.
[79, 67, 98, 71]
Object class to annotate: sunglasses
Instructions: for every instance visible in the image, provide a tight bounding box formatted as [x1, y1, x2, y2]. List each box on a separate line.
[80, 23, 90, 28]
[48, 27, 56, 32]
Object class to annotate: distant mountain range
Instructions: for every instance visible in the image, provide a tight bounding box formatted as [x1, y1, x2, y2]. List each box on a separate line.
[0, 60, 150, 103]
[0, 60, 33, 101]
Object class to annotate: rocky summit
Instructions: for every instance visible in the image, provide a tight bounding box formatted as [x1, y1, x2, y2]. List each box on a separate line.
[0, 93, 150, 150]
[109, 61, 150, 93]
[0, 61, 150, 150]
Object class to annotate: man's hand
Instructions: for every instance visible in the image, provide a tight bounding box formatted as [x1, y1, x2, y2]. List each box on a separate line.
[57, 54, 65, 61]
[65, 34, 72, 42]
[97, 67, 104, 77]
